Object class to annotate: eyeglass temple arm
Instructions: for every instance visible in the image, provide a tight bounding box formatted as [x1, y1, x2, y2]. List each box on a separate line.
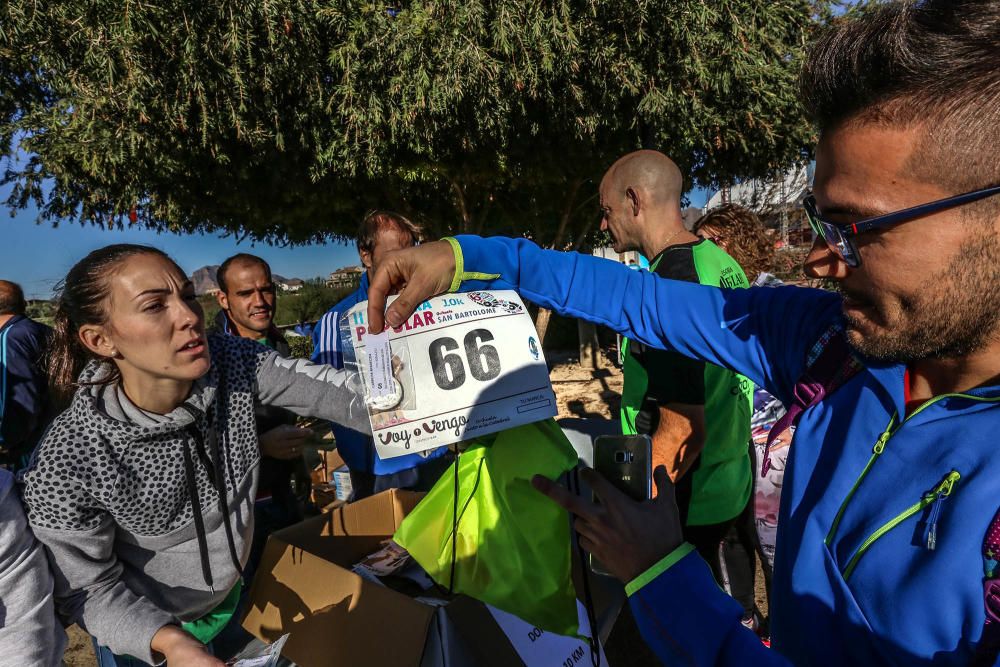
[851, 185, 1000, 235]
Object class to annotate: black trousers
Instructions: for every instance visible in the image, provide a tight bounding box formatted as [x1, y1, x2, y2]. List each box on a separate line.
[674, 444, 762, 620]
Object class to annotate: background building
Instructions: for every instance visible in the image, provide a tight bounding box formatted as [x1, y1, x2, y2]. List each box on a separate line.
[704, 164, 815, 247]
[326, 266, 364, 289]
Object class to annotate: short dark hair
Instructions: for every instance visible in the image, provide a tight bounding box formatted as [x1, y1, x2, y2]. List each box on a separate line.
[356, 210, 421, 255]
[217, 253, 272, 294]
[801, 0, 1000, 196]
[0, 280, 26, 316]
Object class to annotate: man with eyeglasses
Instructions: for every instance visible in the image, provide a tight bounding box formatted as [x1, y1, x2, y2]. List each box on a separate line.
[359, 1, 1000, 664]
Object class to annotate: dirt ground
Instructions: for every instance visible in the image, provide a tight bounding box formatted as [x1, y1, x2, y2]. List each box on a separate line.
[548, 350, 625, 421]
[63, 353, 764, 665]
[65, 625, 93, 667]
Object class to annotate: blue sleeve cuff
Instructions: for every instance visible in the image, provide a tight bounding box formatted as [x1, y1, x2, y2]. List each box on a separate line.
[444, 236, 501, 291]
[625, 542, 696, 596]
[628, 545, 784, 666]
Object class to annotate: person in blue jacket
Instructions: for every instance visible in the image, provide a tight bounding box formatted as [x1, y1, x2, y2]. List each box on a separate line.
[362, 2, 1000, 663]
[0, 280, 51, 470]
[312, 210, 449, 499]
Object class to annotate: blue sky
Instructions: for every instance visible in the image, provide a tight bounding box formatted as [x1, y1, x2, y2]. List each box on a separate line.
[1, 183, 713, 299]
[0, 185, 360, 299]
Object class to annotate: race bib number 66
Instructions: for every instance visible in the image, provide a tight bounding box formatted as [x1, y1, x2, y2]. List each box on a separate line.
[345, 290, 557, 459]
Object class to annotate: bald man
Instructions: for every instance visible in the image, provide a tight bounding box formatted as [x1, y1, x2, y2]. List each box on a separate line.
[599, 151, 753, 604]
[0, 280, 52, 470]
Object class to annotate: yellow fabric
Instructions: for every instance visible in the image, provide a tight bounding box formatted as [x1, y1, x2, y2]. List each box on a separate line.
[442, 236, 500, 292]
[394, 419, 580, 636]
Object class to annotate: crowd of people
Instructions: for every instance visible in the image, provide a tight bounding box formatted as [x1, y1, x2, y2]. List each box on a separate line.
[0, 1, 998, 665]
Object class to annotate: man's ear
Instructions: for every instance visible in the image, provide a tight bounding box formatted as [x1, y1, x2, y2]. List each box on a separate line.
[78, 324, 117, 359]
[626, 187, 641, 217]
[359, 248, 373, 270]
[215, 291, 229, 311]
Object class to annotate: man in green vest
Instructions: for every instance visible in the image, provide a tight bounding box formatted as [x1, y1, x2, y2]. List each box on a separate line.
[600, 150, 753, 588]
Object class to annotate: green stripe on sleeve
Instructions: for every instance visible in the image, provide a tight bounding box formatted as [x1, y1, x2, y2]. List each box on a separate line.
[443, 237, 464, 293]
[625, 542, 696, 597]
[443, 237, 500, 292]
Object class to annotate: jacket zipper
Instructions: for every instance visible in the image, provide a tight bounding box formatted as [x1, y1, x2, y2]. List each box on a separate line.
[841, 470, 961, 581]
[825, 413, 897, 547]
[824, 392, 1000, 560]
[922, 471, 961, 551]
[824, 390, 988, 548]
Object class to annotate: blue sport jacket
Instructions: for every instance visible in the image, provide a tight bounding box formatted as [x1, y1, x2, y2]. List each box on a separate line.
[446, 235, 1000, 666]
[312, 273, 446, 475]
[0, 315, 51, 460]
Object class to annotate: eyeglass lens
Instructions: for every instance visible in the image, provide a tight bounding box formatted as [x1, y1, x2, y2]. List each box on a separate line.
[805, 199, 858, 267]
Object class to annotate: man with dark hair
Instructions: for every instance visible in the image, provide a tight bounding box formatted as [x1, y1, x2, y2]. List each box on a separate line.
[215, 253, 278, 339]
[0, 280, 51, 469]
[312, 211, 449, 499]
[362, 1, 1000, 663]
[214, 255, 311, 568]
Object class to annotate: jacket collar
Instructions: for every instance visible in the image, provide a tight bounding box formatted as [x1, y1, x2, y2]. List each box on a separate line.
[216, 308, 285, 350]
[862, 354, 1000, 417]
[0, 314, 25, 335]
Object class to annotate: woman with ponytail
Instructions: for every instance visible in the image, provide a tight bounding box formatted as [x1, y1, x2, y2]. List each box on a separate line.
[21, 244, 367, 665]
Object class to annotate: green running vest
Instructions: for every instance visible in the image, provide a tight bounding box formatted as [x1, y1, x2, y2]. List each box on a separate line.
[621, 241, 752, 525]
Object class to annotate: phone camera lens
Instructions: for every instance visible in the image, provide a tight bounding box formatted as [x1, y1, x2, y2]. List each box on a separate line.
[614, 451, 630, 463]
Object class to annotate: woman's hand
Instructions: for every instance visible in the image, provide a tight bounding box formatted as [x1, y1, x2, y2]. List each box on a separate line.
[151, 625, 225, 666]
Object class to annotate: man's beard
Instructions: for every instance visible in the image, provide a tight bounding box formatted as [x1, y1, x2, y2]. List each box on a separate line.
[845, 230, 1000, 363]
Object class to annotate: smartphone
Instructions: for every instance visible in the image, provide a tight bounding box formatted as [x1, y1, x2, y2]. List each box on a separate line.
[589, 434, 652, 575]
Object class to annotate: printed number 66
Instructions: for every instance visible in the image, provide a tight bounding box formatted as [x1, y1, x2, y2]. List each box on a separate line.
[429, 329, 501, 390]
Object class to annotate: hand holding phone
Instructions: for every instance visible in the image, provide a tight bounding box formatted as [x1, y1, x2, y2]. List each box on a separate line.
[593, 434, 652, 502]
[531, 462, 684, 584]
[590, 435, 652, 575]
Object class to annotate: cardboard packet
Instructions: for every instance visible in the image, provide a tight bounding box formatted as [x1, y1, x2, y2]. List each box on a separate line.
[353, 539, 411, 577]
[227, 633, 289, 667]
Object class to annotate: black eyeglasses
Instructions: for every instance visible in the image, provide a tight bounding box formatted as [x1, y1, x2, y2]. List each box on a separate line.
[803, 184, 1000, 267]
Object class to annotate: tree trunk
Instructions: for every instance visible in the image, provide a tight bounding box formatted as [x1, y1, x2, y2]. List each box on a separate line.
[578, 319, 601, 370]
[534, 307, 553, 347]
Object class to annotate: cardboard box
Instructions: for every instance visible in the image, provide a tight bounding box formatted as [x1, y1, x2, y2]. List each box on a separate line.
[242, 488, 623, 667]
[309, 463, 326, 487]
[319, 498, 347, 514]
[243, 489, 436, 667]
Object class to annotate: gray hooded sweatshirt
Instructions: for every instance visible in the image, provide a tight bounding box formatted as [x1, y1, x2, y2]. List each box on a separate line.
[0, 468, 67, 666]
[21, 333, 369, 663]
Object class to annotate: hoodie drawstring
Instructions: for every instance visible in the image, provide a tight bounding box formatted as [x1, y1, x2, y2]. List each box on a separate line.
[209, 413, 244, 580]
[178, 402, 244, 594]
[180, 432, 215, 591]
